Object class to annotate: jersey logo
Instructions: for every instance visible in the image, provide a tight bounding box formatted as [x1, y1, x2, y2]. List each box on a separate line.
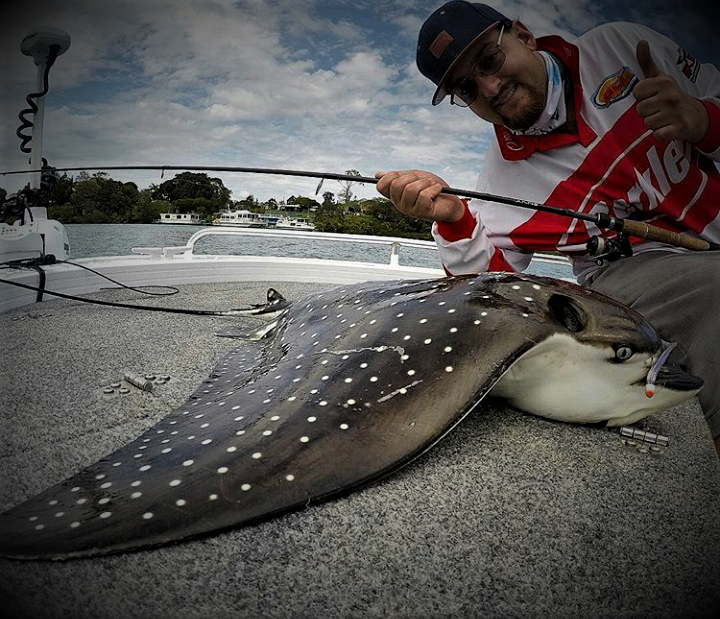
[677, 47, 700, 83]
[592, 66, 639, 109]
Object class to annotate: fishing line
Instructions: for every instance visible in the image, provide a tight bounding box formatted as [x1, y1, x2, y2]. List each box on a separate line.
[3, 164, 718, 252]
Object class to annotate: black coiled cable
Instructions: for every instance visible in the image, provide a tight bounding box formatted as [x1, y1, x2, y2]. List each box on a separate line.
[16, 44, 62, 154]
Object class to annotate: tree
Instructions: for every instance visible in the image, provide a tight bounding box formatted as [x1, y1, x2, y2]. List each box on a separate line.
[321, 192, 335, 207]
[337, 169, 361, 203]
[47, 173, 74, 208]
[150, 172, 231, 207]
[287, 196, 320, 210]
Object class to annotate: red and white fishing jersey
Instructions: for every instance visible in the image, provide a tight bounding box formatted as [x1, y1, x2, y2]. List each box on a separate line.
[433, 22, 720, 283]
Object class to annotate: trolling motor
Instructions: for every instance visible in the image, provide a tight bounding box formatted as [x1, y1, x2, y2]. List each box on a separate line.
[0, 27, 71, 264]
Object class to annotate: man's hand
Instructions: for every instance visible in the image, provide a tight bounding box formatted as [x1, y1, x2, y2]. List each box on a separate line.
[633, 40, 709, 144]
[374, 170, 465, 223]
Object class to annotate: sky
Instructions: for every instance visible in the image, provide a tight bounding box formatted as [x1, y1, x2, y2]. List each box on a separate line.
[1, 0, 717, 204]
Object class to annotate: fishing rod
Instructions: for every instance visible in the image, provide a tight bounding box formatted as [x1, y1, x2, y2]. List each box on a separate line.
[2, 164, 717, 253]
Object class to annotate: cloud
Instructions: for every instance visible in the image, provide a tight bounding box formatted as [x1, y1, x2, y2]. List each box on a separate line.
[1, 0, 716, 203]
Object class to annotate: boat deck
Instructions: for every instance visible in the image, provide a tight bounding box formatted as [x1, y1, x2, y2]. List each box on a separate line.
[2, 280, 719, 618]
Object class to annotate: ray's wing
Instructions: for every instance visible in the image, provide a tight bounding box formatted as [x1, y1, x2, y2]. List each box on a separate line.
[0, 278, 539, 560]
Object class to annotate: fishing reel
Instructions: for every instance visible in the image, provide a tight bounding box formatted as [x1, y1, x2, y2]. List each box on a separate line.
[586, 233, 633, 264]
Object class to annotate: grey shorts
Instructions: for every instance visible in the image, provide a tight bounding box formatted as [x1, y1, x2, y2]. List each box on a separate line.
[585, 250, 720, 439]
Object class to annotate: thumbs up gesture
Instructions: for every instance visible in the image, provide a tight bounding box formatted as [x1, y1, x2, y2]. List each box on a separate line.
[633, 40, 709, 143]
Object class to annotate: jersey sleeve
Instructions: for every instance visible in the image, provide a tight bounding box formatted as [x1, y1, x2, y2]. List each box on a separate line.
[432, 199, 534, 275]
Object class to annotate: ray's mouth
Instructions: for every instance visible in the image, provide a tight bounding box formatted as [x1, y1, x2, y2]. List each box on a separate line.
[644, 341, 703, 397]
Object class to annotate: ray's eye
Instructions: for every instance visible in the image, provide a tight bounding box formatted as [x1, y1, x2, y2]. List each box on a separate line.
[614, 345, 634, 361]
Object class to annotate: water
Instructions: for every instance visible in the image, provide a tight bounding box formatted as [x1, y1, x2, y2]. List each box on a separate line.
[64, 224, 572, 278]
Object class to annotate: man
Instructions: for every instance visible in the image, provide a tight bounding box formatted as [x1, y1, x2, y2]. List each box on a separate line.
[375, 1, 720, 455]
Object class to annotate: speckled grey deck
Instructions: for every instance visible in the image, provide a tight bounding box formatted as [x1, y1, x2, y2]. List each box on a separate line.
[1, 281, 719, 619]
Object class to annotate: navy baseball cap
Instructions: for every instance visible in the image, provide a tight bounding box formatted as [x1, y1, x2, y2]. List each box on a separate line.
[416, 1, 509, 105]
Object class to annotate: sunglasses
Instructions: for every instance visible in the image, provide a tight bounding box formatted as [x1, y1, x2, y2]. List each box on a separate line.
[449, 23, 508, 108]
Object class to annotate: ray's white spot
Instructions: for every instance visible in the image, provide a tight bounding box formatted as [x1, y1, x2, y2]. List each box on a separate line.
[209, 494, 218, 501]
[241, 484, 251, 491]
[169, 479, 182, 487]
[424, 338, 432, 345]
[183, 460, 194, 467]
[218, 467, 229, 474]
[444, 346, 452, 353]
[286, 474, 295, 481]
[143, 512, 154, 520]
[308, 416, 317, 422]
[252, 452, 262, 459]
[176, 499, 187, 507]
[100, 512, 112, 519]
[445, 366, 454, 372]
[340, 424, 349, 430]
[300, 436, 310, 443]
[131, 492, 142, 499]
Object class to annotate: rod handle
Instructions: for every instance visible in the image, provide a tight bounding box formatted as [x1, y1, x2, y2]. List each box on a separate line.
[620, 220, 711, 251]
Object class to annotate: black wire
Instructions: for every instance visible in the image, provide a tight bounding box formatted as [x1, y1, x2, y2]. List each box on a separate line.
[59, 260, 180, 296]
[16, 45, 61, 155]
[0, 276, 252, 317]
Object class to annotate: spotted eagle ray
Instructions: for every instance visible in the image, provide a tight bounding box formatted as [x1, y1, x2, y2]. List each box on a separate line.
[0, 273, 702, 560]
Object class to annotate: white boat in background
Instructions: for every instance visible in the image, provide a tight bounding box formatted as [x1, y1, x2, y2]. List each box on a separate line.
[157, 212, 203, 225]
[274, 216, 315, 231]
[212, 209, 267, 227]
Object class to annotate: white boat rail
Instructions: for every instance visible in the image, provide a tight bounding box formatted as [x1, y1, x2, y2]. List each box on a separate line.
[131, 226, 571, 270]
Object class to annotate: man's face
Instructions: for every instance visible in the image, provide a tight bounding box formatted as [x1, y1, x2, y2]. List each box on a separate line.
[446, 21, 548, 131]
